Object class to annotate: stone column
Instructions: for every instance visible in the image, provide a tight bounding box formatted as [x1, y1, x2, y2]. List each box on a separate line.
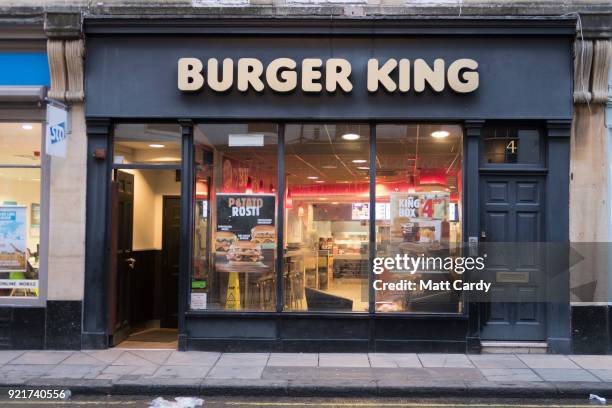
[570, 36, 612, 354]
[44, 13, 86, 349]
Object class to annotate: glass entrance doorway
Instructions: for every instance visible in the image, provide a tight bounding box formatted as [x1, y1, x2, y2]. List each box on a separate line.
[108, 124, 182, 349]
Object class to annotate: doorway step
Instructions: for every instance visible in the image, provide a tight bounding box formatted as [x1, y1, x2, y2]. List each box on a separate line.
[481, 341, 547, 354]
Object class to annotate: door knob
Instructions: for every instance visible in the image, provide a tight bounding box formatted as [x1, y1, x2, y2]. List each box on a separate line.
[126, 258, 136, 269]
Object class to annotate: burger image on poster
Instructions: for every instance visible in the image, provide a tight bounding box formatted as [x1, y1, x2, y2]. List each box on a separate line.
[215, 231, 237, 253]
[226, 241, 264, 264]
[251, 225, 275, 245]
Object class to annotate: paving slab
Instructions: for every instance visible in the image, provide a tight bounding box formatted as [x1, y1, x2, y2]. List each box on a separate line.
[425, 367, 484, 381]
[60, 352, 109, 366]
[468, 355, 527, 369]
[8, 351, 73, 365]
[40, 364, 106, 380]
[150, 365, 212, 379]
[570, 355, 612, 370]
[534, 368, 601, 382]
[207, 365, 264, 379]
[0, 350, 24, 365]
[24, 378, 113, 394]
[99, 364, 159, 378]
[318, 353, 370, 367]
[418, 353, 474, 368]
[368, 353, 421, 368]
[479, 368, 542, 382]
[83, 349, 125, 364]
[0, 375, 29, 386]
[263, 367, 376, 381]
[1, 364, 56, 376]
[110, 351, 160, 367]
[590, 369, 612, 382]
[518, 354, 580, 369]
[215, 353, 269, 367]
[165, 351, 220, 366]
[128, 350, 172, 365]
[268, 353, 318, 367]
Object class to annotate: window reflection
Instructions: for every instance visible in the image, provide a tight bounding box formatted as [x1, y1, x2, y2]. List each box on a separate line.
[375, 124, 463, 313]
[0, 122, 42, 298]
[284, 124, 370, 312]
[193, 124, 278, 311]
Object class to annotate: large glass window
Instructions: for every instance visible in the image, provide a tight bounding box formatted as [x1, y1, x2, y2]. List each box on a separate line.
[284, 124, 370, 312]
[193, 124, 278, 311]
[187, 122, 466, 315]
[375, 124, 463, 313]
[0, 123, 43, 298]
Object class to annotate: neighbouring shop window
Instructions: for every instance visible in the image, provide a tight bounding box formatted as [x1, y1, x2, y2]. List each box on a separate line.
[114, 124, 181, 165]
[193, 124, 278, 311]
[375, 124, 463, 313]
[0, 123, 42, 298]
[483, 126, 541, 165]
[284, 124, 370, 312]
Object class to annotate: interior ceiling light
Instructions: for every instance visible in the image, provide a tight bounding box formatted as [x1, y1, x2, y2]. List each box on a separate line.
[21, 124, 33, 130]
[357, 166, 370, 170]
[149, 144, 165, 148]
[315, 180, 325, 183]
[352, 159, 367, 164]
[341, 133, 360, 141]
[431, 130, 450, 139]
[321, 165, 337, 169]
[307, 176, 319, 180]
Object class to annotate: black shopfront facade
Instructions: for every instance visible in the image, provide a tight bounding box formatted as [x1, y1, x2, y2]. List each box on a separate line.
[82, 17, 575, 353]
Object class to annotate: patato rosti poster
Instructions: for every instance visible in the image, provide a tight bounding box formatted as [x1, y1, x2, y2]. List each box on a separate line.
[214, 193, 276, 274]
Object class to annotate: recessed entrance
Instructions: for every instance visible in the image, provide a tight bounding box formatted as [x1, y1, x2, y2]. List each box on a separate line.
[108, 168, 181, 349]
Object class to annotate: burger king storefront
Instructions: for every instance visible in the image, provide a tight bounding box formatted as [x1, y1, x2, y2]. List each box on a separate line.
[82, 17, 575, 353]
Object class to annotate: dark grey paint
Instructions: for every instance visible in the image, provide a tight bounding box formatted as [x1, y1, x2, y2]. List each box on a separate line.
[85, 36, 572, 121]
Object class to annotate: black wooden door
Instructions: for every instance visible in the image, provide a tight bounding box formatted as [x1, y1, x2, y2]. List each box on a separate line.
[109, 170, 135, 346]
[480, 175, 546, 341]
[161, 196, 181, 328]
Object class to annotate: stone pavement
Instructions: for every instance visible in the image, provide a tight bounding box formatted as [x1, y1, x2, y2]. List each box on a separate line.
[1, 350, 612, 398]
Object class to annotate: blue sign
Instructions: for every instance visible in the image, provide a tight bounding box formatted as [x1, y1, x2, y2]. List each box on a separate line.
[0, 53, 50, 86]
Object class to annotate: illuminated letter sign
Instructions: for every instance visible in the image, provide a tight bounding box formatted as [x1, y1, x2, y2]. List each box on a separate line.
[177, 57, 479, 94]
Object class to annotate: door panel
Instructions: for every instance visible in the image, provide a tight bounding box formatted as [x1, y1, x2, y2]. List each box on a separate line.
[480, 175, 546, 341]
[109, 170, 134, 346]
[161, 196, 181, 328]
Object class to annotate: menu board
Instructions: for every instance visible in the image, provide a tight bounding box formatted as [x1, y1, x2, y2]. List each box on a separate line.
[351, 203, 390, 220]
[215, 193, 276, 273]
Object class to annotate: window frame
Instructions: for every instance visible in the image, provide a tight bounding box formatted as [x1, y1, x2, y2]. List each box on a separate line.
[0, 118, 49, 307]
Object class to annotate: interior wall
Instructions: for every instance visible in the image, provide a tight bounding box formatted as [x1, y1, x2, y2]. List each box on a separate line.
[128, 169, 180, 251]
